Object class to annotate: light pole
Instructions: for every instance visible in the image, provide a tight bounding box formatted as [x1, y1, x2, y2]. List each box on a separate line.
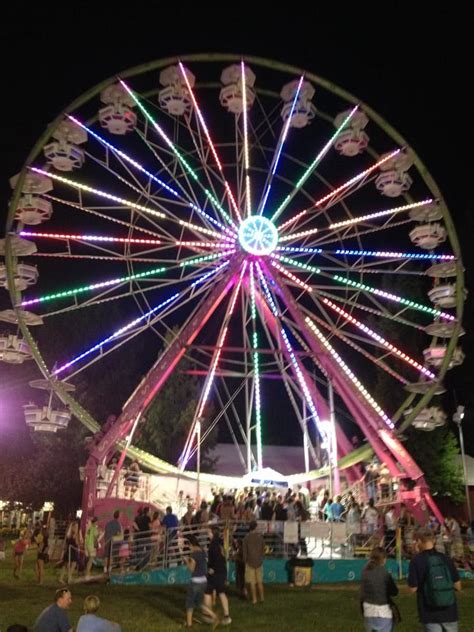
[196, 418, 202, 504]
[453, 405, 472, 524]
[327, 376, 340, 495]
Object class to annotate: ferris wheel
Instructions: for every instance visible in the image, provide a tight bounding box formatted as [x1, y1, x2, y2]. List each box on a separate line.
[2, 54, 465, 522]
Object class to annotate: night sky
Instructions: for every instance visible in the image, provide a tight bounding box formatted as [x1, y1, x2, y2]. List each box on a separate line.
[1, 6, 472, 455]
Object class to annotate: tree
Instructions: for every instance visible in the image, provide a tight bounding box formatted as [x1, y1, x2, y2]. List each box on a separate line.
[404, 426, 465, 502]
[0, 423, 87, 514]
[136, 330, 217, 471]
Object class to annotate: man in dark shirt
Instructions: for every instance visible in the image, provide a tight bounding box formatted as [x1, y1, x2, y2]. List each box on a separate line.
[134, 506, 152, 570]
[33, 588, 73, 632]
[408, 527, 461, 631]
[204, 527, 231, 624]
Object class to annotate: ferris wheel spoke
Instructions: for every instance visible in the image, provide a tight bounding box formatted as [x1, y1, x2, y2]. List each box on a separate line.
[68, 114, 213, 228]
[179, 62, 242, 223]
[133, 127, 221, 234]
[240, 61, 253, 218]
[50, 259, 232, 376]
[271, 105, 359, 223]
[317, 296, 435, 380]
[274, 148, 401, 229]
[179, 260, 247, 469]
[257, 75, 304, 217]
[120, 79, 236, 229]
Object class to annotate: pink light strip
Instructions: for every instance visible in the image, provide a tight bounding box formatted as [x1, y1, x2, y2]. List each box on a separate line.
[19, 231, 162, 246]
[179, 62, 242, 223]
[181, 261, 247, 467]
[277, 148, 401, 229]
[321, 297, 436, 379]
[270, 260, 312, 292]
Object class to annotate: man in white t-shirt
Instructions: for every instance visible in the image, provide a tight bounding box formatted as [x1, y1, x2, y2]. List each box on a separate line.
[363, 499, 379, 534]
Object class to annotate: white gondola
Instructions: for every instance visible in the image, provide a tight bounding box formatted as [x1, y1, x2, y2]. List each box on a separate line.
[280, 79, 316, 128]
[424, 321, 464, 338]
[375, 150, 413, 197]
[409, 223, 447, 249]
[14, 195, 53, 225]
[0, 262, 38, 291]
[405, 406, 447, 431]
[427, 283, 457, 308]
[0, 309, 43, 326]
[10, 171, 53, 195]
[99, 83, 137, 135]
[23, 404, 71, 432]
[425, 261, 459, 278]
[219, 64, 256, 114]
[0, 235, 37, 257]
[423, 345, 465, 368]
[409, 202, 444, 222]
[0, 334, 32, 363]
[158, 65, 195, 116]
[333, 109, 369, 156]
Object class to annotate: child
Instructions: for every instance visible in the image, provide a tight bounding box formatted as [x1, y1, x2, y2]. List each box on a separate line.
[13, 532, 30, 579]
[119, 529, 131, 574]
[183, 535, 218, 628]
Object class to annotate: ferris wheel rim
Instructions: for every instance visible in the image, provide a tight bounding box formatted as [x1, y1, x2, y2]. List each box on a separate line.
[4, 53, 465, 479]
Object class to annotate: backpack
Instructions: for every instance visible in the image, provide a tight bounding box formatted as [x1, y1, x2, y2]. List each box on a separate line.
[423, 554, 455, 608]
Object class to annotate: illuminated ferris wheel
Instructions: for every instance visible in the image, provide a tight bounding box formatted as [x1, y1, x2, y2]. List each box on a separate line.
[2, 54, 465, 521]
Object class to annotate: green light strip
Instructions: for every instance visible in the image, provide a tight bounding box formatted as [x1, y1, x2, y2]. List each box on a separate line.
[21, 266, 166, 306]
[120, 81, 236, 228]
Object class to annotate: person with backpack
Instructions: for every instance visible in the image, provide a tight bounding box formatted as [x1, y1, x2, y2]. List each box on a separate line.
[408, 527, 462, 631]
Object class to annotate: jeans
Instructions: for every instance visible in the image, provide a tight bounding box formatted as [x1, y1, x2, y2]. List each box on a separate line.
[364, 617, 393, 631]
[423, 623, 458, 632]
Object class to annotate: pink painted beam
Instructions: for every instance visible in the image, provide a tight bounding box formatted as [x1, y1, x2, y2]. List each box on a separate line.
[83, 260, 240, 509]
[262, 262, 407, 479]
[251, 282, 361, 484]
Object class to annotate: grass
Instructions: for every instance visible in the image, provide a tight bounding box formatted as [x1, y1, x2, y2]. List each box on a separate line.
[1, 548, 473, 631]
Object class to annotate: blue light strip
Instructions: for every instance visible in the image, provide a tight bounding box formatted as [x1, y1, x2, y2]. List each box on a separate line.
[276, 246, 455, 261]
[258, 75, 304, 216]
[68, 115, 231, 234]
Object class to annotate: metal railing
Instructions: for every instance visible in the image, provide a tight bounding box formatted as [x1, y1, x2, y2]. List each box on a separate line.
[108, 519, 375, 576]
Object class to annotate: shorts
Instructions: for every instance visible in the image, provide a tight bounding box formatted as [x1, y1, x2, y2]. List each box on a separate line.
[205, 573, 227, 595]
[86, 547, 97, 558]
[186, 581, 206, 609]
[245, 564, 263, 585]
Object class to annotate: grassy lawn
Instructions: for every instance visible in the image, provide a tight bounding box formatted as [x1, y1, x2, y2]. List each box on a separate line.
[1, 548, 473, 631]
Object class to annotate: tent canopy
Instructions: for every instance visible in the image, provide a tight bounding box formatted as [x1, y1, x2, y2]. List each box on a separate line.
[244, 466, 289, 488]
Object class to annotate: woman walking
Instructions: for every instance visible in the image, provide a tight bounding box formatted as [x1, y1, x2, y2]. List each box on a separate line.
[360, 546, 399, 631]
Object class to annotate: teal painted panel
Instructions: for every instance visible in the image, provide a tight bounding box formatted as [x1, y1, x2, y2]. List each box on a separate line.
[111, 558, 412, 586]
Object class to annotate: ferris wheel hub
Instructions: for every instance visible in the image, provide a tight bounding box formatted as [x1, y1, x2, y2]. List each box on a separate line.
[238, 215, 279, 256]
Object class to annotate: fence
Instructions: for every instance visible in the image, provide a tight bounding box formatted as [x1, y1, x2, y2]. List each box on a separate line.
[108, 519, 393, 577]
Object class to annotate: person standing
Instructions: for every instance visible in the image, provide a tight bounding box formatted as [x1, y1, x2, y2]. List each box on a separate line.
[204, 527, 231, 625]
[104, 510, 122, 574]
[408, 528, 462, 632]
[85, 517, 100, 580]
[363, 499, 379, 535]
[33, 525, 49, 585]
[360, 547, 399, 632]
[33, 588, 73, 632]
[243, 520, 265, 605]
[183, 535, 218, 628]
[13, 531, 30, 579]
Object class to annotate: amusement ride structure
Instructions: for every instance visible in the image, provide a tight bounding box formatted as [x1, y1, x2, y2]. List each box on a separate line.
[2, 54, 465, 525]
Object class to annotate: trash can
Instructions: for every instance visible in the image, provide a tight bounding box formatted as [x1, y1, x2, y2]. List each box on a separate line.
[287, 556, 314, 586]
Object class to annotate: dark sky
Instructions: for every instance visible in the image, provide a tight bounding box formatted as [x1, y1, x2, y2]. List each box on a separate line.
[1, 6, 473, 453]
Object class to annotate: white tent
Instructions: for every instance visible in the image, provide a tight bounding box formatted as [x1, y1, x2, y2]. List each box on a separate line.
[244, 467, 289, 488]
